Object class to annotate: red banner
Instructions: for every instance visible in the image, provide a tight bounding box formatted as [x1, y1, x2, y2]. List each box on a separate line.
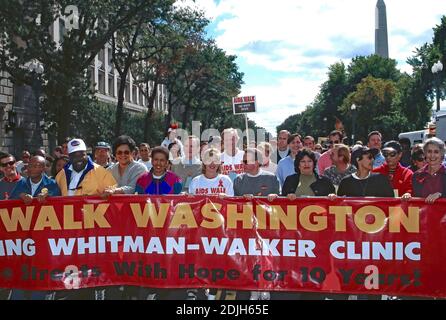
[0, 195, 445, 297]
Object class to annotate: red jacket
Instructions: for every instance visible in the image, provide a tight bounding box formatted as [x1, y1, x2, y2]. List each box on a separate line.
[372, 162, 413, 196]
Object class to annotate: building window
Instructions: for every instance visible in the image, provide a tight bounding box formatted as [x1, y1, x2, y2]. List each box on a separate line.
[98, 49, 105, 68]
[107, 48, 114, 74]
[98, 70, 105, 94]
[125, 82, 130, 102]
[108, 74, 114, 97]
[59, 20, 65, 44]
[89, 66, 95, 91]
[139, 87, 144, 106]
[132, 85, 137, 104]
[117, 78, 121, 98]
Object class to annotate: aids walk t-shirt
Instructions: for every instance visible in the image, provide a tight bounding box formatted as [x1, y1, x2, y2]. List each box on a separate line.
[221, 149, 245, 179]
[189, 174, 234, 196]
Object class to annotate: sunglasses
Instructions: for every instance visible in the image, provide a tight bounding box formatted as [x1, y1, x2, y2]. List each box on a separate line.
[116, 150, 131, 155]
[0, 161, 15, 167]
[415, 157, 425, 162]
[382, 151, 397, 158]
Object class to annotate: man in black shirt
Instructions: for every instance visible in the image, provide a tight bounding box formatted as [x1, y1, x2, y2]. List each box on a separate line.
[338, 146, 394, 197]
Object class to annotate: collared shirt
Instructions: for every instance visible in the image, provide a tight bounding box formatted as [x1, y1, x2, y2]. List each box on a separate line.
[416, 165, 445, 198]
[137, 159, 152, 171]
[372, 162, 413, 196]
[30, 177, 43, 196]
[277, 155, 296, 187]
[373, 152, 386, 169]
[68, 165, 86, 196]
[278, 148, 290, 160]
[2, 173, 21, 183]
[107, 161, 148, 194]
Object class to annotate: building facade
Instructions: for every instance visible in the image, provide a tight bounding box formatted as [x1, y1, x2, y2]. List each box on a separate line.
[0, 17, 168, 157]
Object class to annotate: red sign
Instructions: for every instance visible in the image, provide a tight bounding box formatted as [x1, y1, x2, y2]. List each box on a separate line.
[0, 195, 445, 298]
[232, 96, 256, 114]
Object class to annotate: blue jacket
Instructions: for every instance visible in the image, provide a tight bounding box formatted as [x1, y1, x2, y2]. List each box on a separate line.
[9, 174, 61, 199]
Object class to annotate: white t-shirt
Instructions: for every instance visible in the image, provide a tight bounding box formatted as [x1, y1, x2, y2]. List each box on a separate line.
[262, 161, 278, 174]
[221, 149, 245, 180]
[189, 174, 234, 196]
[138, 159, 152, 171]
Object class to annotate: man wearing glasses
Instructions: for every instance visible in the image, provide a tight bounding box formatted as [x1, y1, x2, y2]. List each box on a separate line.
[372, 141, 413, 197]
[9, 155, 60, 203]
[317, 130, 343, 175]
[94, 141, 113, 168]
[0, 153, 21, 200]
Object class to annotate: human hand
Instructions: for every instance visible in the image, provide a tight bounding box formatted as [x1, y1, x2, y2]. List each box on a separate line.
[267, 194, 279, 202]
[287, 194, 297, 201]
[425, 192, 441, 204]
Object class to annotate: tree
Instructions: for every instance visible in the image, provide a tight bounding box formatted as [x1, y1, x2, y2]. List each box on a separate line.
[339, 76, 398, 141]
[0, 0, 168, 143]
[131, 7, 209, 141]
[109, 0, 175, 137]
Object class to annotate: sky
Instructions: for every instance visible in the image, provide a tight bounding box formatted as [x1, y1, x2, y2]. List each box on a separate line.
[181, 0, 446, 134]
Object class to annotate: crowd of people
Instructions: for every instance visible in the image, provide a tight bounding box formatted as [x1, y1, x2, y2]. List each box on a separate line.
[0, 125, 443, 300]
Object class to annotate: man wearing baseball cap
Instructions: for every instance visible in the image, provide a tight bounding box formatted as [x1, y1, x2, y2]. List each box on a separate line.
[55, 138, 116, 197]
[94, 141, 112, 168]
[54, 138, 116, 300]
[372, 140, 413, 197]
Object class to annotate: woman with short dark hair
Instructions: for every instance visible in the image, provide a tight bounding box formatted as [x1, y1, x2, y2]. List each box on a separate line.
[105, 135, 147, 195]
[409, 144, 426, 173]
[282, 149, 335, 199]
[135, 146, 182, 195]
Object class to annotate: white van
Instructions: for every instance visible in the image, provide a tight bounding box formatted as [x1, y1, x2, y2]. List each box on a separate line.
[398, 130, 428, 146]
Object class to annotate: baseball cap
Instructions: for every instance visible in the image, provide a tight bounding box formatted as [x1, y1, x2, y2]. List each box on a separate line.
[95, 141, 111, 150]
[67, 138, 87, 154]
[383, 140, 402, 153]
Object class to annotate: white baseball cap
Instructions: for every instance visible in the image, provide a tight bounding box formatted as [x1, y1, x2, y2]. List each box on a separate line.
[68, 138, 87, 154]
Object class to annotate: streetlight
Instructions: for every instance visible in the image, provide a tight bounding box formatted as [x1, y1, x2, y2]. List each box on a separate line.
[431, 60, 443, 112]
[351, 104, 357, 143]
[27, 60, 44, 149]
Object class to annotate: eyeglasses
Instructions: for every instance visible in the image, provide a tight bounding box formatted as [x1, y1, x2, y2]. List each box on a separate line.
[0, 161, 15, 167]
[28, 164, 44, 169]
[382, 151, 397, 158]
[415, 157, 425, 162]
[116, 150, 131, 155]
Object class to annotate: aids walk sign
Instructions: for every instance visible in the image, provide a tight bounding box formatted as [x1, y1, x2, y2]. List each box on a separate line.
[233, 96, 256, 114]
